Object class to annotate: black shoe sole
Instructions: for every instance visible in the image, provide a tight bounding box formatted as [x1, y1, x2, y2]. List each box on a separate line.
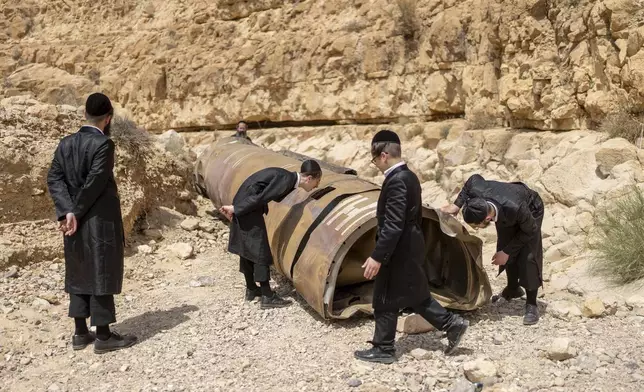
[260, 302, 292, 309]
[445, 320, 469, 355]
[523, 318, 539, 325]
[72, 343, 91, 351]
[353, 354, 396, 364]
[94, 340, 137, 354]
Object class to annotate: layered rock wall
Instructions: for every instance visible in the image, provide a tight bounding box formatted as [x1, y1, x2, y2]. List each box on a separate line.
[1, 0, 644, 130]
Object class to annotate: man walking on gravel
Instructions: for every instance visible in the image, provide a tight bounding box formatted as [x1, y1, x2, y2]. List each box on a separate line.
[441, 174, 544, 325]
[219, 160, 323, 309]
[47, 93, 137, 354]
[354, 130, 469, 364]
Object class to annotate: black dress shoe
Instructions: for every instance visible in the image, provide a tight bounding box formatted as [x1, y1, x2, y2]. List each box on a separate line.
[245, 287, 261, 301]
[492, 286, 525, 302]
[523, 304, 540, 325]
[260, 293, 292, 309]
[445, 316, 469, 355]
[72, 332, 96, 350]
[354, 346, 396, 364]
[94, 332, 138, 354]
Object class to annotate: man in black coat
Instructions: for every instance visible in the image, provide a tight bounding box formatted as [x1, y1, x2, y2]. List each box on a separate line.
[219, 160, 322, 309]
[354, 130, 469, 364]
[441, 174, 544, 325]
[47, 93, 137, 354]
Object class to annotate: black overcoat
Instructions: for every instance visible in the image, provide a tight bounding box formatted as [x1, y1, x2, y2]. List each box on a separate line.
[47, 126, 125, 296]
[371, 165, 432, 311]
[454, 174, 544, 290]
[228, 168, 298, 265]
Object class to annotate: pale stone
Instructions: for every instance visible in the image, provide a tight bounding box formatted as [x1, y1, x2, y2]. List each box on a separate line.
[463, 357, 498, 382]
[168, 243, 194, 260]
[180, 218, 200, 231]
[548, 338, 577, 361]
[582, 297, 606, 318]
[137, 245, 153, 255]
[396, 314, 435, 334]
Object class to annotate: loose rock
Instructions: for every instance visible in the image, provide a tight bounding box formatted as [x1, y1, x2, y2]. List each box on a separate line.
[548, 338, 577, 361]
[168, 243, 194, 260]
[180, 218, 200, 231]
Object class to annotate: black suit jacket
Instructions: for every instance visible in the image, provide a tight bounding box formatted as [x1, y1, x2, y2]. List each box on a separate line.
[454, 174, 542, 256]
[228, 167, 298, 264]
[371, 164, 431, 311]
[47, 126, 124, 295]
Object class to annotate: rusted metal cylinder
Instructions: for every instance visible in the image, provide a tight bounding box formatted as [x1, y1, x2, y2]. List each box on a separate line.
[195, 136, 492, 319]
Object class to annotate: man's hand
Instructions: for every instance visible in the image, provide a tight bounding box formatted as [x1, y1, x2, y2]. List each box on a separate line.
[58, 220, 67, 233]
[440, 204, 460, 216]
[492, 250, 509, 266]
[362, 257, 382, 280]
[63, 213, 77, 236]
[219, 205, 234, 221]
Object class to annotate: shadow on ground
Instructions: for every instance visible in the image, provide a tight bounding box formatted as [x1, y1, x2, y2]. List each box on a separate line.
[114, 304, 199, 343]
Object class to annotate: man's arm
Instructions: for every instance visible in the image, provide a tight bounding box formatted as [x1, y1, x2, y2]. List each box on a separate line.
[233, 173, 291, 217]
[46, 146, 74, 221]
[72, 139, 115, 220]
[502, 202, 538, 257]
[454, 174, 485, 208]
[371, 176, 408, 265]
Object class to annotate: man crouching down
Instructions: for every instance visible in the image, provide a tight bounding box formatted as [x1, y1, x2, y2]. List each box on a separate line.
[219, 160, 322, 309]
[354, 130, 469, 364]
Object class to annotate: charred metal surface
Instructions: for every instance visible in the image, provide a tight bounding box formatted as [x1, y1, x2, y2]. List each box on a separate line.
[195, 137, 492, 319]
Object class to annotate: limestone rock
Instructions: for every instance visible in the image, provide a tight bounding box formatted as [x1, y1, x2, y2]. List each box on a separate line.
[547, 301, 582, 319]
[547, 338, 577, 361]
[137, 245, 153, 255]
[180, 218, 200, 231]
[168, 243, 194, 260]
[596, 138, 638, 177]
[410, 348, 431, 360]
[582, 297, 606, 318]
[463, 357, 498, 383]
[396, 314, 435, 334]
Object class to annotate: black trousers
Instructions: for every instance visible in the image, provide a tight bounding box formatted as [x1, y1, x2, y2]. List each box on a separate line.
[372, 295, 455, 351]
[68, 294, 116, 326]
[239, 256, 270, 283]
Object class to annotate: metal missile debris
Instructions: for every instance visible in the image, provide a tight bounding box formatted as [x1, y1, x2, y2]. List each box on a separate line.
[194, 136, 492, 320]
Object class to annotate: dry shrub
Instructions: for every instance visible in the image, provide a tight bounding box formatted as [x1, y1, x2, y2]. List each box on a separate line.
[396, 0, 419, 41]
[587, 186, 644, 284]
[110, 115, 153, 158]
[599, 110, 644, 144]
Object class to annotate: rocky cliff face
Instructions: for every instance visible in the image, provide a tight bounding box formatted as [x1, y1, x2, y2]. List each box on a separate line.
[0, 96, 195, 268]
[1, 0, 644, 131]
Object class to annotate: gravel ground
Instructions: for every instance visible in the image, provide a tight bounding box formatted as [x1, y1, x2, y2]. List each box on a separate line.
[2, 201, 644, 392]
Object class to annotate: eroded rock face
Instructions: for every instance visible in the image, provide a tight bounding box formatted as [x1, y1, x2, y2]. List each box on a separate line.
[0, 97, 194, 267]
[1, 0, 644, 130]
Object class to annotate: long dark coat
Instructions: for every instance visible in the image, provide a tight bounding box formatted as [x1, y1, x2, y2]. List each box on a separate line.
[454, 174, 544, 290]
[228, 168, 298, 265]
[47, 126, 125, 295]
[371, 165, 432, 311]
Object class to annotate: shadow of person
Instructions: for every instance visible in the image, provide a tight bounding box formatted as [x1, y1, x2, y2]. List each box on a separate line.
[112, 304, 199, 344]
[466, 299, 548, 326]
[396, 332, 475, 357]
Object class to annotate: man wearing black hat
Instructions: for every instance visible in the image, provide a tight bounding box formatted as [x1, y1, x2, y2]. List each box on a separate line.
[219, 160, 323, 309]
[47, 92, 137, 354]
[441, 174, 544, 325]
[354, 130, 469, 364]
